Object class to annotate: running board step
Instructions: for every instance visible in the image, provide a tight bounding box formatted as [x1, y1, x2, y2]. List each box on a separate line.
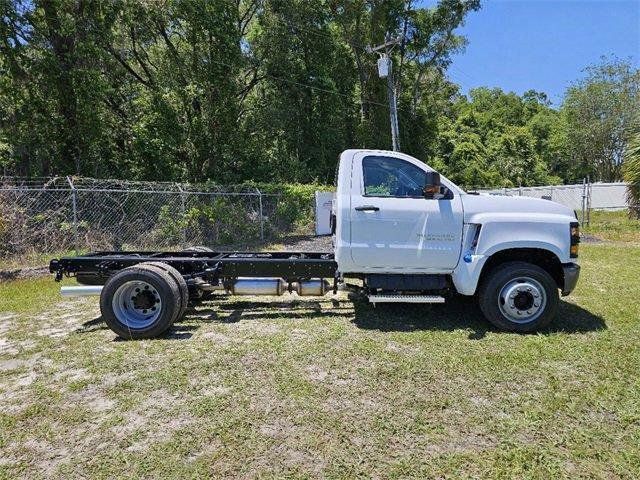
[367, 294, 445, 304]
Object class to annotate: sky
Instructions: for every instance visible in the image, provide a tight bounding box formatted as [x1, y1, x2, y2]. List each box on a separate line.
[424, 0, 640, 105]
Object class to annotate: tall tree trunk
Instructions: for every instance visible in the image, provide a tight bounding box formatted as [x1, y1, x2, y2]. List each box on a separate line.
[41, 0, 81, 174]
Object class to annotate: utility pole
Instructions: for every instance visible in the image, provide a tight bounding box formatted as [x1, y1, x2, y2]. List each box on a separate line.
[367, 34, 402, 152]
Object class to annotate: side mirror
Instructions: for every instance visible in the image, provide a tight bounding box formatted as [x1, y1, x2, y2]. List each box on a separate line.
[423, 171, 441, 199]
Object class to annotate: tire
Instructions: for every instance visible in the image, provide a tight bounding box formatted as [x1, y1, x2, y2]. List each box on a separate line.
[100, 266, 181, 339]
[136, 262, 189, 322]
[478, 261, 559, 333]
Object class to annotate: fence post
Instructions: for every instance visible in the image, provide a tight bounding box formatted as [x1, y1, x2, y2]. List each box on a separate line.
[580, 178, 587, 226]
[66, 176, 79, 253]
[586, 175, 591, 226]
[176, 183, 186, 248]
[256, 188, 264, 241]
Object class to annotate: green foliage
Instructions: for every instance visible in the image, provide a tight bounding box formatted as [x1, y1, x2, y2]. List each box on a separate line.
[623, 130, 640, 218]
[0, 3, 637, 189]
[434, 88, 561, 187]
[153, 182, 331, 246]
[0, 0, 480, 184]
[253, 182, 330, 234]
[155, 198, 261, 247]
[561, 57, 640, 182]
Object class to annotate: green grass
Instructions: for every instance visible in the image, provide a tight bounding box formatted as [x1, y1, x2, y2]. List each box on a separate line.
[584, 209, 640, 243]
[0, 219, 639, 478]
[0, 277, 79, 313]
[0, 249, 81, 271]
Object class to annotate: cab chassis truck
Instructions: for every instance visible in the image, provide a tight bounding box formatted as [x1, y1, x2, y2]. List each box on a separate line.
[50, 149, 581, 339]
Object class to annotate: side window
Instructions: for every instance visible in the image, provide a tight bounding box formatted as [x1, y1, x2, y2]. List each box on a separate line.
[362, 156, 427, 198]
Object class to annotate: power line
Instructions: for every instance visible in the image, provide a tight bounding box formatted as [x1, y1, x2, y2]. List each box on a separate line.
[275, 15, 478, 93]
[448, 65, 477, 84]
[274, 15, 370, 52]
[204, 56, 390, 110]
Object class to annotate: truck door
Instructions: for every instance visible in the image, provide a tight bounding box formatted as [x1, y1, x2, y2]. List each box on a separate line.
[349, 153, 463, 271]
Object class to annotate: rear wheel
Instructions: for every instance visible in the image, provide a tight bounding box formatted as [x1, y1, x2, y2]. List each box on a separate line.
[136, 262, 189, 321]
[478, 261, 558, 332]
[100, 266, 181, 339]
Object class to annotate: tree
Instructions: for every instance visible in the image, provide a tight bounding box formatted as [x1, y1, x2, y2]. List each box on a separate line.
[433, 87, 561, 187]
[561, 57, 640, 182]
[0, 0, 481, 183]
[623, 129, 640, 218]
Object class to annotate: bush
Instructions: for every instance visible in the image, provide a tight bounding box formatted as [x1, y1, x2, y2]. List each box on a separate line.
[218, 182, 331, 239]
[623, 132, 640, 218]
[153, 197, 261, 247]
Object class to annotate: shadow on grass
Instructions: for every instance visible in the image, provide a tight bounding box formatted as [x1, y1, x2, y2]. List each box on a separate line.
[77, 317, 199, 340]
[76, 295, 605, 341]
[350, 294, 606, 340]
[188, 299, 352, 324]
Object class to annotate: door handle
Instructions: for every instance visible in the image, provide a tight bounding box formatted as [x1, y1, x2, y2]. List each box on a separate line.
[354, 205, 380, 212]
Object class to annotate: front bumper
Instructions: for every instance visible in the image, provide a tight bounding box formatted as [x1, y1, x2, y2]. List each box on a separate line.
[561, 262, 581, 296]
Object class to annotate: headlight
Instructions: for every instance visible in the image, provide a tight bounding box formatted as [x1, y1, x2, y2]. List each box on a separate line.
[570, 222, 580, 258]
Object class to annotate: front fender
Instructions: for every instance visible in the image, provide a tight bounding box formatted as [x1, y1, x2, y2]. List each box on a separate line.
[452, 215, 571, 295]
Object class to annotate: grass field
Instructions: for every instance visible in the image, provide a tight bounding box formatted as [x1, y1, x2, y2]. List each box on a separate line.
[1, 213, 639, 478]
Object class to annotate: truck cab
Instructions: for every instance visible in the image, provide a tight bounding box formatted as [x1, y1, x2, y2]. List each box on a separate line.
[333, 149, 580, 332]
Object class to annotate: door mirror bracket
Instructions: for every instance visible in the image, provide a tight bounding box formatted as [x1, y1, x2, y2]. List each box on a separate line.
[423, 171, 441, 199]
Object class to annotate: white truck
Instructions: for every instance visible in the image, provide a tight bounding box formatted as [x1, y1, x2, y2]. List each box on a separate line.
[50, 149, 581, 339]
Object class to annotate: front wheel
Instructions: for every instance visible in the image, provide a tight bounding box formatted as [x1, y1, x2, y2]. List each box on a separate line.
[478, 261, 559, 332]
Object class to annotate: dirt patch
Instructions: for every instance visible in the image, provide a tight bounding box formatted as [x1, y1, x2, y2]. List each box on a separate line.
[67, 385, 117, 412]
[124, 413, 194, 453]
[305, 365, 329, 382]
[107, 388, 194, 453]
[53, 367, 92, 384]
[0, 313, 17, 325]
[34, 299, 99, 338]
[0, 356, 51, 372]
[279, 234, 333, 252]
[580, 233, 603, 244]
[200, 331, 234, 344]
[19, 439, 70, 477]
[0, 266, 49, 282]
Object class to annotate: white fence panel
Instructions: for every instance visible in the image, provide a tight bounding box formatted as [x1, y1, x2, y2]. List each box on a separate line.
[479, 182, 628, 211]
[589, 183, 628, 210]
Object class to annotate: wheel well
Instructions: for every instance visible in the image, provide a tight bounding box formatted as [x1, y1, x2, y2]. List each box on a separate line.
[479, 248, 563, 289]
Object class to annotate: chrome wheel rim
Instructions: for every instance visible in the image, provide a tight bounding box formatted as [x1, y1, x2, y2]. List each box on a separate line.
[498, 276, 546, 324]
[112, 280, 162, 329]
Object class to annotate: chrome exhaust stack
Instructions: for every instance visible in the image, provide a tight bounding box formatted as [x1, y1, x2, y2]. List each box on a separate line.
[61, 286, 103, 297]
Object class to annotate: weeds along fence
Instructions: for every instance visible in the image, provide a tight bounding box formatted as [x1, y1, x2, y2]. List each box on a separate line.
[0, 177, 321, 258]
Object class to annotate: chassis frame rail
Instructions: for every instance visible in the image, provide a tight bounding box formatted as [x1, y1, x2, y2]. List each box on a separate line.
[50, 250, 337, 282]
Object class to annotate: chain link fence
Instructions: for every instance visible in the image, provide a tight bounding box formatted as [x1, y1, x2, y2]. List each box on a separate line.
[476, 181, 629, 226]
[0, 177, 316, 260]
[0, 176, 632, 263]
